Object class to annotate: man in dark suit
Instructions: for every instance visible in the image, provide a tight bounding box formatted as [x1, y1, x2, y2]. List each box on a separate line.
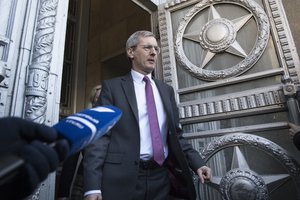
[83, 30, 212, 200]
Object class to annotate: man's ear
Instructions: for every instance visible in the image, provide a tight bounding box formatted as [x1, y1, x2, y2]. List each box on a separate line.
[127, 48, 134, 59]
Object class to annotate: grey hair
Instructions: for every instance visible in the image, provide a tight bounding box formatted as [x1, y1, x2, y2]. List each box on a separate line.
[126, 30, 156, 50]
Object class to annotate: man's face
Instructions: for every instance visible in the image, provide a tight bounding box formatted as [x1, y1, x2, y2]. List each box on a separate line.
[128, 36, 159, 75]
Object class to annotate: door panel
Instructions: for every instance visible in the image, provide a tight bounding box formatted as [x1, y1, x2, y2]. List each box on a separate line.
[158, 0, 300, 199]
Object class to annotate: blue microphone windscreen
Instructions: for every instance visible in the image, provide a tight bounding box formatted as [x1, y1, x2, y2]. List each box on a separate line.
[53, 106, 122, 155]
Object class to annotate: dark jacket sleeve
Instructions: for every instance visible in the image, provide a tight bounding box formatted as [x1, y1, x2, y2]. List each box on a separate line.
[82, 80, 112, 192]
[168, 84, 205, 171]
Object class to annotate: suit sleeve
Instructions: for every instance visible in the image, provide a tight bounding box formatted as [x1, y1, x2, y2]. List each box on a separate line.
[168, 86, 205, 171]
[83, 80, 112, 191]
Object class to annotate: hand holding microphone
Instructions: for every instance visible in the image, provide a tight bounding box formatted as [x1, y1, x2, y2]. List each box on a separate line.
[0, 106, 122, 200]
[0, 117, 69, 200]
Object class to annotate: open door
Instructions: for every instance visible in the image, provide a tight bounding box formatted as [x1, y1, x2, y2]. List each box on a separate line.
[157, 0, 300, 199]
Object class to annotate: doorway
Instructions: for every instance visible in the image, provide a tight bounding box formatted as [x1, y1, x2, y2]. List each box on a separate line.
[56, 1, 153, 198]
[60, 0, 152, 117]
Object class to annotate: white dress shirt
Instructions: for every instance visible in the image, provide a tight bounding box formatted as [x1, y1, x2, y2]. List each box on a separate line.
[131, 69, 168, 160]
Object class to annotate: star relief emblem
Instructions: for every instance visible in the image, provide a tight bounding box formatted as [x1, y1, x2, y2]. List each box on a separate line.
[174, 0, 270, 81]
[184, 5, 252, 68]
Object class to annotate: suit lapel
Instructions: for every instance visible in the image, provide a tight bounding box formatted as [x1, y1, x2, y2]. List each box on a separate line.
[121, 73, 139, 123]
[154, 79, 173, 120]
[121, 75, 173, 126]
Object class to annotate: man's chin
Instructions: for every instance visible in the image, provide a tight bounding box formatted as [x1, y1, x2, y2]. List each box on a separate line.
[145, 65, 155, 72]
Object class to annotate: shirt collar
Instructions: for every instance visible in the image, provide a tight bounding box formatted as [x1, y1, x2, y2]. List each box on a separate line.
[131, 69, 153, 83]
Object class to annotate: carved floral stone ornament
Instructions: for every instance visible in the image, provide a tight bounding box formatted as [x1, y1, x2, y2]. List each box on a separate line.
[200, 133, 300, 199]
[25, 0, 58, 124]
[174, 0, 270, 81]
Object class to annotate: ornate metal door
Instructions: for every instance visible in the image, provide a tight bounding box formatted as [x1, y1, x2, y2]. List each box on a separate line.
[157, 0, 300, 199]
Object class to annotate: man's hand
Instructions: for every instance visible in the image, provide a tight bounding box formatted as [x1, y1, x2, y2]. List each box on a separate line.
[84, 193, 102, 200]
[196, 166, 212, 184]
[288, 123, 300, 137]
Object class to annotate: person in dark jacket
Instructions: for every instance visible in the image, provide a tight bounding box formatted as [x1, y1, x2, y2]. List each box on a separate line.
[83, 30, 212, 200]
[56, 85, 102, 200]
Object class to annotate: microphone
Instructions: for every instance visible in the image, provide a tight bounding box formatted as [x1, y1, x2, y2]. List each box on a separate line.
[53, 105, 122, 155]
[0, 106, 122, 190]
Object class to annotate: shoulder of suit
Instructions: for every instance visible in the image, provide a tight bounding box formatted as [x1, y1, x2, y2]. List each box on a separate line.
[103, 74, 130, 83]
[154, 78, 173, 88]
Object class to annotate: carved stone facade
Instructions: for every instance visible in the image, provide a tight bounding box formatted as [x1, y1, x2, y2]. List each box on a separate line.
[25, 0, 58, 123]
[1, 0, 300, 199]
[0, 0, 68, 199]
[159, 0, 300, 199]
[174, 0, 270, 81]
[0, 0, 68, 123]
[158, 0, 300, 125]
[201, 133, 300, 199]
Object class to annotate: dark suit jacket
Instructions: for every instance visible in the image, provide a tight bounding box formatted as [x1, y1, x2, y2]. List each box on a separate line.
[83, 73, 205, 200]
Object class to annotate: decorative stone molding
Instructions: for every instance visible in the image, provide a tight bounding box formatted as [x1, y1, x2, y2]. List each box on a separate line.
[158, 9, 176, 86]
[158, 0, 300, 123]
[264, 0, 300, 84]
[178, 85, 285, 120]
[164, 0, 193, 9]
[174, 0, 270, 81]
[161, 0, 300, 83]
[25, 0, 58, 123]
[201, 133, 300, 199]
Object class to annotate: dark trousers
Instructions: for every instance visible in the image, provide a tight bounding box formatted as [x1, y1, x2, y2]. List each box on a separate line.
[133, 166, 170, 200]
